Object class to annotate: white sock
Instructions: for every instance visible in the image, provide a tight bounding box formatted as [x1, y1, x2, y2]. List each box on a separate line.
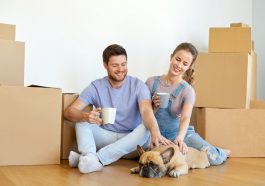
[78, 153, 103, 174]
[68, 151, 80, 168]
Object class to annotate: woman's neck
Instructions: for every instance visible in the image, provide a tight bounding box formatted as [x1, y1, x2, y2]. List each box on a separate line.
[163, 74, 183, 85]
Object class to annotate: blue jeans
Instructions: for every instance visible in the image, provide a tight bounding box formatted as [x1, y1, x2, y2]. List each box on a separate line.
[75, 122, 150, 165]
[185, 126, 227, 165]
[156, 108, 228, 165]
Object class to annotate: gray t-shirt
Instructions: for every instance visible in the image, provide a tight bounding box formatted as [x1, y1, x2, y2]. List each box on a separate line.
[145, 76, 195, 118]
[79, 75, 151, 133]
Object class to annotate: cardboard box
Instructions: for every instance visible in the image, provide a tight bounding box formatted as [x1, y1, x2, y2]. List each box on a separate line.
[209, 27, 251, 53]
[0, 23, 15, 40]
[61, 94, 78, 159]
[230, 23, 249, 27]
[0, 85, 62, 165]
[61, 94, 92, 159]
[250, 51, 257, 100]
[250, 100, 265, 109]
[0, 39, 24, 86]
[195, 106, 265, 157]
[194, 52, 256, 109]
[190, 107, 198, 131]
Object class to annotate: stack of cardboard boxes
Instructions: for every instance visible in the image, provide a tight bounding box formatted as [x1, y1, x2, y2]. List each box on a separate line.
[0, 23, 62, 165]
[193, 23, 265, 157]
[0, 23, 92, 164]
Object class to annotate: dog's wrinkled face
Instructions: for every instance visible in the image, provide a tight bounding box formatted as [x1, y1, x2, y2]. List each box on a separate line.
[138, 151, 166, 178]
[137, 146, 174, 178]
[131, 145, 210, 178]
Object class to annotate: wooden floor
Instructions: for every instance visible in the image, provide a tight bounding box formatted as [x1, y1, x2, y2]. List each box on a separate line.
[0, 158, 265, 186]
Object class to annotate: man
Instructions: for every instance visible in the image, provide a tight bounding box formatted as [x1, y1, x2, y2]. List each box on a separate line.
[64, 44, 170, 174]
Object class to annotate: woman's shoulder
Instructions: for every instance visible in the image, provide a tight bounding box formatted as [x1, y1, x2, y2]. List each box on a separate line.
[181, 80, 195, 94]
[145, 75, 162, 88]
[180, 80, 196, 104]
[146, 75, 163, 83]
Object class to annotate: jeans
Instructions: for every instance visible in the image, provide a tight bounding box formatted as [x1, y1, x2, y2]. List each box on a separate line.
[75, 122, 150, 165]
[156, 108, 228, 165]
[184, 126, 227, 165]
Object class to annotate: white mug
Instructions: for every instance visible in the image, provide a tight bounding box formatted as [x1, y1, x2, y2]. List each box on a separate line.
[157, 93, 170, 108]
[101, 108, 117, 124]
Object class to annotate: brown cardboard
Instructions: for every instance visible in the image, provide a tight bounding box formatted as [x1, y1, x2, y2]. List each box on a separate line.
[194, 52, 255, 109]
[0, 23, 15, 40]
[250, 100, 265, 109]
[196, 108, 265, 157]
[190, 107, 198, 131]
[230, 23, 249, 27]
[61, 94, 78, 159]
[0, 39, 24, 86]
[61, 94, 92, 159]
[250, 51, 257, 100]
[209, 27, 251, 53]
[0, 85, 62, 165]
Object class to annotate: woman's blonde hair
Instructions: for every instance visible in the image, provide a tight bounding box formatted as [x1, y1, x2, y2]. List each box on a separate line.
[172, 42, 198, 86]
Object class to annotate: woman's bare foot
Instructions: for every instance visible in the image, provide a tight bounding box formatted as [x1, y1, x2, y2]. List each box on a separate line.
[223, 149, 231, 158]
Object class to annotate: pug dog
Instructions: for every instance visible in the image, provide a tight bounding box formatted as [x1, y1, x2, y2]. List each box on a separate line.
[130, 145, 210, 178]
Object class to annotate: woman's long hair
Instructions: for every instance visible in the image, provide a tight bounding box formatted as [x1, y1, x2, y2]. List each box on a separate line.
[172, 42, 198, 86]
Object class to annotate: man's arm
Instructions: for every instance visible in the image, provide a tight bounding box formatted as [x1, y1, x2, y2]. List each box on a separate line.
[64, 98, 102, 124]
[138, 99, 171, 148]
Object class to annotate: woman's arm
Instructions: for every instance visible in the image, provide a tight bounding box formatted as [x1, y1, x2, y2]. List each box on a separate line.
[174, 103, 193, 153]
[151, 94, 160, 113]
[138, 99, 172, 148]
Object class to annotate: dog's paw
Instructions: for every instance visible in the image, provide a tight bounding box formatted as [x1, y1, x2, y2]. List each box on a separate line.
[201, 162, 210, 168]
[191, 163, 209, 169]
[168, 169, 188, 177]
[168, 170, 182, 177]
[130, 167, 140, 174]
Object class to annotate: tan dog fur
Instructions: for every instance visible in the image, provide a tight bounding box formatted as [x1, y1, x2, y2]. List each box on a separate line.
[131, 145, 210, 178]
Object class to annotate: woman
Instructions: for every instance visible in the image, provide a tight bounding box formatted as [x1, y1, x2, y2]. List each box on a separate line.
[146, 42, 230, 165]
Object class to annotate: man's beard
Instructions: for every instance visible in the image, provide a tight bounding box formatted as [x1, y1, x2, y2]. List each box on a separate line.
[108, 71, 127, 82]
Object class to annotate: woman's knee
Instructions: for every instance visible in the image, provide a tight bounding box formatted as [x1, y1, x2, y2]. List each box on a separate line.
[204, 147, 226, 165]
[208, 153, 225, 165]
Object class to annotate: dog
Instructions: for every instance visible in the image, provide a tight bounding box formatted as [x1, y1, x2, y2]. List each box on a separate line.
[130, 145, 210, 178]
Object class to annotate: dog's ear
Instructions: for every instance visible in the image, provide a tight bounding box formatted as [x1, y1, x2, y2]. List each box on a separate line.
[160, 147, 175, 164]
[137, 145, 145, 156]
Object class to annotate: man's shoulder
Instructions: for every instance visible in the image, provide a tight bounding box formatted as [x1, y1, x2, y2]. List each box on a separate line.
[91, 77, 107, 86]
[126, 76, 150, 92]
[126, 75, 145, 85]
[127, 75, 141, 81]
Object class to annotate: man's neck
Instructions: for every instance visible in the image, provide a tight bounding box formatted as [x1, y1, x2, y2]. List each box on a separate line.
[108, 79, 125, 89]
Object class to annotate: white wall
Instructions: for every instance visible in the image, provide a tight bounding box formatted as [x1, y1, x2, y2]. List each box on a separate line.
[253, 0, 265, 99]
[0, 0, 253, 93]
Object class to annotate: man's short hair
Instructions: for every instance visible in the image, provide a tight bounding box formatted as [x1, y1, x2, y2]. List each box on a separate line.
[102, 44, 127, 64]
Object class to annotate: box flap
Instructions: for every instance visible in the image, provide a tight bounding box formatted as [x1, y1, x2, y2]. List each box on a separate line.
[28, 84, 61, 90]
[230, 22, 249, 27]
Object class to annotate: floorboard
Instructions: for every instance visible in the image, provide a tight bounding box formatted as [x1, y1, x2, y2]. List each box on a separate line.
[0, 158, 265, 186]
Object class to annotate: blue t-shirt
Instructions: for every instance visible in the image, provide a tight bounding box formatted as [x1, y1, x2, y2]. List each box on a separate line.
[79, 75, 151, 133]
